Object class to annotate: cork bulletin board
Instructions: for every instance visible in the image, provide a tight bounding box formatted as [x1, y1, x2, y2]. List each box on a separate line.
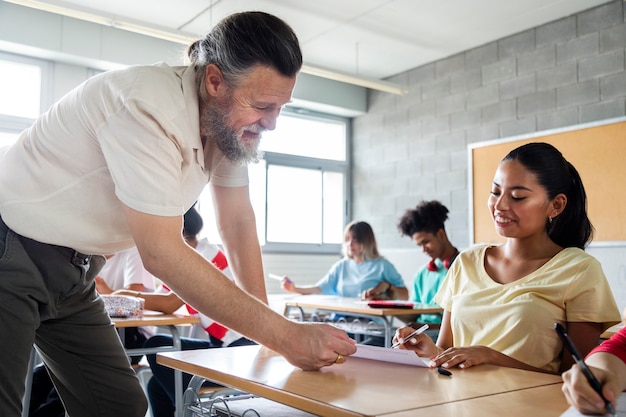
[469, 118, 626, 246]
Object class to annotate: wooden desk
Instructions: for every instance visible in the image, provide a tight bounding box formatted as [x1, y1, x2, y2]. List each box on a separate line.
[283, 295, 443, 346]
[113, 312, 200, 417]
[382, 384, 569, 417]
[158, 345, 562, 417]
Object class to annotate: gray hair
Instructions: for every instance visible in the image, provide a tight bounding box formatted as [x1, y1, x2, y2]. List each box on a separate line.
[187, 11, 302, 101]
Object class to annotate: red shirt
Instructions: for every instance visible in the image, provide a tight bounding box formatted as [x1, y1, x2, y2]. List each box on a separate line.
[589, 326, 626, 365]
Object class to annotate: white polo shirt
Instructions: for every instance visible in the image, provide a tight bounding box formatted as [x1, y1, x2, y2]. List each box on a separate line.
[100, 246, 156, 292]
[0, 63, 248, 255]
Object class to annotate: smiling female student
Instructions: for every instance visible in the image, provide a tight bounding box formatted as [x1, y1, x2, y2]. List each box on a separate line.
[394, 142, 620, 374]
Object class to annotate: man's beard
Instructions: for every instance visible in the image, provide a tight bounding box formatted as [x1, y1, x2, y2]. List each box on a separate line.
[200, 96, 264, 165]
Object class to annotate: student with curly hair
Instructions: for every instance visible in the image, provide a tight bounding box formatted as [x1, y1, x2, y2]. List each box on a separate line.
[397, 200, 458, 323]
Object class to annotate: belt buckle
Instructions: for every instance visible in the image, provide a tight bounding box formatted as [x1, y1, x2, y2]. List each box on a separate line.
[71, 251, 90, 266]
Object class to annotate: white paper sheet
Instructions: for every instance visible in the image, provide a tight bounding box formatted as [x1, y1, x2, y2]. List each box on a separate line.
[560, 392, 626, 416]
[352, 344, 429, 367]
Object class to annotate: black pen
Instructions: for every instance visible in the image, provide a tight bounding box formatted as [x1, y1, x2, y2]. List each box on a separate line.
[437, 366, 452, 377]
[554, 323, 616, 416]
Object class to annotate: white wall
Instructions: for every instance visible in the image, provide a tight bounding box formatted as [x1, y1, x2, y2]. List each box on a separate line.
[587, 246, 626, 315]
[262, 252, 341, 294]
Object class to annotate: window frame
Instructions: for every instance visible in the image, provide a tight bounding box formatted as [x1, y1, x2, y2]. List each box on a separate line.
[0, 51, 52, 138]
[260, 107, 351, 254]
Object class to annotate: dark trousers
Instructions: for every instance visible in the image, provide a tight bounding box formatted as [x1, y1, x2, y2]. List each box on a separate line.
[145, 334, 256, 417]
[29, 327, 147, 416]
[0, 217, 147, 417]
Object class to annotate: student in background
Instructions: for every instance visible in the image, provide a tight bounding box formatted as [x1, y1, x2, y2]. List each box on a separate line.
[561, 323, 626, 414]
[394, 142, 620, 374]
[397, 200, 458, 324]
[280, 221, 408, 300]
[115, 207, 255, 417]
[94, 246, 156, 295]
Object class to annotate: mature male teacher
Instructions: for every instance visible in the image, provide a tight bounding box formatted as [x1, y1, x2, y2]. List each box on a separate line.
[0, 11, 356, 417]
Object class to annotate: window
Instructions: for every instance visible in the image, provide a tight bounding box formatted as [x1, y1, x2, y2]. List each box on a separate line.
[197, 108, 350, 253]
[0, 52, 50, 147]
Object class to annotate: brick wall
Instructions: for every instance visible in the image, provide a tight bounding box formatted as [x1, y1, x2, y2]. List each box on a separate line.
[353, 0, 626, 251]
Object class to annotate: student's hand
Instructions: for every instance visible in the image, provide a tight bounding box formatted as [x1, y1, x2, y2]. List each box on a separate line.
[428, 346, 498, 369]
[95, 276, 113, 294]
[362, 282, 391, 300]
[393, 326, 438, 357]
[279, 321, 357, 371]
[113, 289, 142, 298]
[281, 277, 296, 292]
[562, 364, 619, 415]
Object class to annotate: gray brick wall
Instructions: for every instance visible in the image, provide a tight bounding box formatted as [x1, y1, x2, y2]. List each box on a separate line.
[352, 0, 626, 250]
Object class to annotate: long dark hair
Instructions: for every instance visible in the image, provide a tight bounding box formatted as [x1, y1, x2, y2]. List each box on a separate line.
[502, 142, 592, 249]
[183, 206, 203, 240]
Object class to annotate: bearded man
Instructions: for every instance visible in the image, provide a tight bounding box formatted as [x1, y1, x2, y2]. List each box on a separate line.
[0, 11, 355, 417]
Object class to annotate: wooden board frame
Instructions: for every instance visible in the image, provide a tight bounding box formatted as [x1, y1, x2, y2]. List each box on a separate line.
[468, 117, 626, 246]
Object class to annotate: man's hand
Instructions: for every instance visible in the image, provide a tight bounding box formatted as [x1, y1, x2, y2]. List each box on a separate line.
[277, 321, 356, 371]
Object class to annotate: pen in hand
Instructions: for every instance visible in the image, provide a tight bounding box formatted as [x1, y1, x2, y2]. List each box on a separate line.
[391, 324, 429, 349]
[554, 323, 616, 417]
[268, 273, 292, 284]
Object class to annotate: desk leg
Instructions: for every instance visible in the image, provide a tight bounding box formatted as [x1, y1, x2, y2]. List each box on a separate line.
[283, 305, 305, 322]
[21, 347, 37, 417]
[183, 375, 206, 417]
[169, 326, 184, 417]
[381, 317, 392, 347]
[118, 324, 187, 417]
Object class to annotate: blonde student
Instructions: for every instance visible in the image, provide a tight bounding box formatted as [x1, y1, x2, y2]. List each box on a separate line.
[281, 221, 408, 300]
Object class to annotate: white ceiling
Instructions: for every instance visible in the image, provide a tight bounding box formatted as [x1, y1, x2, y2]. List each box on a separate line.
[14, 0, 614, 81]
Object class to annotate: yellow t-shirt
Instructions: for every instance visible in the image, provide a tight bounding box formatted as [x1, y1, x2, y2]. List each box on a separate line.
[435, 244, 621, 373]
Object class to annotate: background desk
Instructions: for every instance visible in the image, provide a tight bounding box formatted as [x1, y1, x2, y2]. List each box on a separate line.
[283, 295, 442, 346]
[158, 345, 561, 417]
[601, 322, 624, 339]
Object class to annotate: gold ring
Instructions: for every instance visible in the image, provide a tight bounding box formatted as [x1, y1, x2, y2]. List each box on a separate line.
[335, 354, 345, 364]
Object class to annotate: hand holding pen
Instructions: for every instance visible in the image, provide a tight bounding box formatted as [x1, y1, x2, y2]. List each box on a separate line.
[391, 324, 429, 348]
[269, 273, 294, 291]
[555, 323, 616, 417]
[392, 325, 451, 376]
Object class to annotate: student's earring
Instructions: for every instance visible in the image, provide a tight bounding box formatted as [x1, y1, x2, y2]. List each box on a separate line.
[548, 216, 553, 224]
